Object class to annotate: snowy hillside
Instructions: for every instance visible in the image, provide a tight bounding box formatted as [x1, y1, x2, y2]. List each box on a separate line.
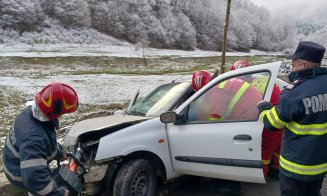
[0, 0, 297, 52]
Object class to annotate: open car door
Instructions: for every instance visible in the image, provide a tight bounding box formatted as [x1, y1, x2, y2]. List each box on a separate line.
[166, 62, 281, 183]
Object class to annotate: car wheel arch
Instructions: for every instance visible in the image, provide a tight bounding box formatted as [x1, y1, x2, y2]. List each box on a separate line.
[125, 151, 167, 180]
[103, 150, 167, 192]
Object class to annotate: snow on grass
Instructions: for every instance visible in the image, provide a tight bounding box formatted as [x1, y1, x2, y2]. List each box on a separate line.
[0, 44, 282, 58]
[0, 74, 189, 105]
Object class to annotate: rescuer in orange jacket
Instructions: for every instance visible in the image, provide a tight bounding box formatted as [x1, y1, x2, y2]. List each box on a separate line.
[231, 60, 283, 178]
[191, 69, 262, 121]
[191, 69, 263, 195]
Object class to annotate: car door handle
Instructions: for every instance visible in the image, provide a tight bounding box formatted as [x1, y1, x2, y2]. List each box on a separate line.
[233, 135, 252, 141]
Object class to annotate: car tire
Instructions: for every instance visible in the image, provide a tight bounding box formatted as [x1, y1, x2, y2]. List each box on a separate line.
[113, 159, 157, 196]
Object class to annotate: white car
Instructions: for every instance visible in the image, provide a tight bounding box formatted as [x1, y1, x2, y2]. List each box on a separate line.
[63, 62, 286, 195]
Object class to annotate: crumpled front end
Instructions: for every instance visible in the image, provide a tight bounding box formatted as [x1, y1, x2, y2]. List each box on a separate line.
[63, 115, 151, 195]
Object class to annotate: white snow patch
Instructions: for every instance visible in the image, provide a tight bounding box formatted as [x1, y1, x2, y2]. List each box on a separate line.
[0, 74, 189, 105]
[0, 44, 282, 58]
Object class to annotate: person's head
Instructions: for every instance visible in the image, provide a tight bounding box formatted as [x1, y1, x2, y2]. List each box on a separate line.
[286, 41, 325, 71]
[192, 70, 212, 92]
[34, 82, 78, 121]
[230, 60, 251, 71]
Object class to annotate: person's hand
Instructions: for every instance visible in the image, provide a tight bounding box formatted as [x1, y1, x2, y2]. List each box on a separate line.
[59, 153, 68, 162]
[257, 100, 269, 106]
[64, 188, 69, 196]
[257, 100, 272, 113]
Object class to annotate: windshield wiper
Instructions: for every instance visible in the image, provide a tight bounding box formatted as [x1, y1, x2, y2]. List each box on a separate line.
[128, 109, 145, 116]
[134, 110, 145, 116]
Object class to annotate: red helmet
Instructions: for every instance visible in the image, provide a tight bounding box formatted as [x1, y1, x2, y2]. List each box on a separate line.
[192, 70, 213, 92]
[35, 82, 78, 120]
[230, 60, 251, 71]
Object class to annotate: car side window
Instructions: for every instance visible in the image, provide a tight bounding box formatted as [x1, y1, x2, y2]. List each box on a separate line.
[187, 71, 270, 122]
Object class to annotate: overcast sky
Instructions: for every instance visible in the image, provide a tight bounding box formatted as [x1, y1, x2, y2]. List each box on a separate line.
[250, 0, 325, 12]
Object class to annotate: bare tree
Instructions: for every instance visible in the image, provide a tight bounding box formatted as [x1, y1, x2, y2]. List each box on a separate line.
[136, 31, 150, 66]
[220, 0, 231, 74]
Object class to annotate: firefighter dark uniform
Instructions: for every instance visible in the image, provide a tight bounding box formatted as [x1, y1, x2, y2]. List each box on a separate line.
[3, 106, 65, 195]
[258, 66, 327, 195]
[2, 82, 78, 196]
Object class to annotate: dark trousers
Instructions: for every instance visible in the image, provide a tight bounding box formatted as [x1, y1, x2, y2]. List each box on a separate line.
[279, 173, 324, 196]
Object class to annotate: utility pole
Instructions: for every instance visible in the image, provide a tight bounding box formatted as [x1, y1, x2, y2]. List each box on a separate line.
[220, 0, 232, 74]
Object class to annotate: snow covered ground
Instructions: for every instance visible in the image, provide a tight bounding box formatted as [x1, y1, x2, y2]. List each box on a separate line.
[0, 74, 188, 105]
[0, 44, 281, 58]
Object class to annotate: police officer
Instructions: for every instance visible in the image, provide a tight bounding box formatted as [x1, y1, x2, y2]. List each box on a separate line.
[257, 41, 326, 196]
[3, 82, 79, 195]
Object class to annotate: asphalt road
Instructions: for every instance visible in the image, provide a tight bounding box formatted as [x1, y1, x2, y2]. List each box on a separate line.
[0, 174, 280, 196]
[157, 176, 327, 196]
[1, 174, 327, 196]
[157, 176, 280, 196]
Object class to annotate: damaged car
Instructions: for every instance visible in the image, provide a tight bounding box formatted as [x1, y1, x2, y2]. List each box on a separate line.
[63, 62, 287, 195]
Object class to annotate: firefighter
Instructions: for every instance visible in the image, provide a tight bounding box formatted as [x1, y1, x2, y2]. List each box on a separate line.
[191, 70, 262, 121]
[190, 70, 214, 121]
[191, 70, 213, 92]
[191, 69, 262, 195]
[229, 59, 252, 71]
[257, 41, 326, 196]
[2, 82, 79, 196]
[231, 60, 283, 179]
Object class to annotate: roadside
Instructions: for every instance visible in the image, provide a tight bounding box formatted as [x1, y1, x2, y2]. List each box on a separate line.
[0, 55, 325, 195]
[2, 173, 327, 196]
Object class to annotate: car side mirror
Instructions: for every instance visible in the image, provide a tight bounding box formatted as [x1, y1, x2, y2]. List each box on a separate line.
[160, 111, 177, 123]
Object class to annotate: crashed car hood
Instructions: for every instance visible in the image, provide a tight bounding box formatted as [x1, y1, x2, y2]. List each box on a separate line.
[64, 115, 152, 146]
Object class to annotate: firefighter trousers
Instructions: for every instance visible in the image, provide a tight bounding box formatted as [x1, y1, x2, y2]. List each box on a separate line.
[261, 128, 282, 177]
[279, 173, 323, 196]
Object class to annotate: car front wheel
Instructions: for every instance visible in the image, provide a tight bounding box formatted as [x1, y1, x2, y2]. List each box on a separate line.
[113, 159, 157, 196]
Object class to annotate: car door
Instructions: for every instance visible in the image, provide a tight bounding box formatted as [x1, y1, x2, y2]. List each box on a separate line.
[166, 62, 281, 183]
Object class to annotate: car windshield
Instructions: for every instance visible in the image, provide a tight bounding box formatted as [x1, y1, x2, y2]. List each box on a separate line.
[127, 82, 191, 117]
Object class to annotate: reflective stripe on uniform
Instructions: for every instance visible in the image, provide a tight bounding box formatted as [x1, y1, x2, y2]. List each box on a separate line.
[3, 163, 22, 182]
[209, 117, 220, 121]
[225, 82, 250, 116]
[262, 159, 271, 165]
[218, 81, 227, 88]
[265, 107, 287, 129]
[286, 121, 327, 135]
[280, 155, 327, 175]
[6, 137, 20, 158]
[259, 110, 269, 122]
[217, 80, 250, 118]
[251, 76, 268, 94]
[7, 134, 56, 161]
[20, 158, 47, 169]
[36, 180, 55, 195]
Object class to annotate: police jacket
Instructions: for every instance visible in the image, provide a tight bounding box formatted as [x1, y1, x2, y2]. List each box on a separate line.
[3, 106, 65, 195]
[258, 67, 327, 181]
